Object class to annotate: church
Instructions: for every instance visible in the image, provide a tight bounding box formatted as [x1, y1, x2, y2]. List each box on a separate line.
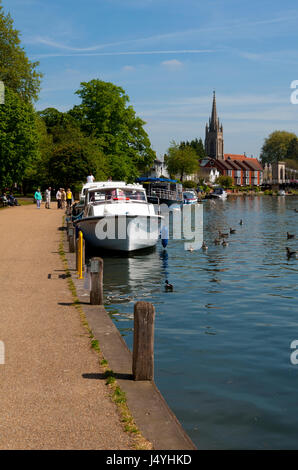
[201, 92, 264, 186]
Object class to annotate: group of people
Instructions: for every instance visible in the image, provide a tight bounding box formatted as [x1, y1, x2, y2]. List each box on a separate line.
[34, 187, 73, 209]
[0, 192, 20, 207]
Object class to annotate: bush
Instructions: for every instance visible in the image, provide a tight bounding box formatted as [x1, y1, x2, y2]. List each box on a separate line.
[183, 180, 197, 189]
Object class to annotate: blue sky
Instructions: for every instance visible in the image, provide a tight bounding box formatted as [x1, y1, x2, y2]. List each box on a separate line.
[4, 0, 298, 158]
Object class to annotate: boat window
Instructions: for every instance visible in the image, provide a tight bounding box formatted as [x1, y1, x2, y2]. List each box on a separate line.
[123, 189, 146, 201]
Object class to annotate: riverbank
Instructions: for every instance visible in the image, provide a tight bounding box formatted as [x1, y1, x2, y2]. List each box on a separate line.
[0, 204, 136, 449]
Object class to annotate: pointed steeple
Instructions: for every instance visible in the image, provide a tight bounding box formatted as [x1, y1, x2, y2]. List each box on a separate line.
[204, 91, 224, 160]
[210, 90, 218, 131]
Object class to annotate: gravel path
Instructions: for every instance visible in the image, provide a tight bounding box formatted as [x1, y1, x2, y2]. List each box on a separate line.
[0, 203, 134, 449]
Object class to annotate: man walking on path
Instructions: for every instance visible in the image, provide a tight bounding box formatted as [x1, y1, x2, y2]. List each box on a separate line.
[56, 188, 62, 209]
[45, 187, 51, 209]
[0, 205, 135, 449]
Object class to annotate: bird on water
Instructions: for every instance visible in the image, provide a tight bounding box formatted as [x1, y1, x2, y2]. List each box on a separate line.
[165, 280, 174, 291]
[287, 232, 295, 239]
[286, 247, 297, 258]
[202, 241, 208, 250]
[230, 227, 236, 234]
[239, 219, 243, 225]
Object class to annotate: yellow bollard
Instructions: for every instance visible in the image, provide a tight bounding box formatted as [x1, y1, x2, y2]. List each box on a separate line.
[78, 230, 84, 279]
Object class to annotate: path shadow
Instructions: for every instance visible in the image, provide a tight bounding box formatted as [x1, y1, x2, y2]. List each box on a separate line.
[58, 301, 91, 306]
[82, 372, 133, 381]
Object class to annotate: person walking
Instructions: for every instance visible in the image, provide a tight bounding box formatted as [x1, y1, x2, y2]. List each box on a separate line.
[45, 187, 51, 209]
[34, 188, 42, 209]
[56, 188, 62, 209]
[61, 188, 66, 209]
[66, 188, 73, 209]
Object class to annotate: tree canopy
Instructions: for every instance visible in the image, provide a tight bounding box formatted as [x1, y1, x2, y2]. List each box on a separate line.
[165, 141, 199, 181]
[0, 87, 38, 188]
[0, 2, 42, 102]
[260, 131, 297, 164]
[179, 138, 206, 159]
[70, 79, 156, 177]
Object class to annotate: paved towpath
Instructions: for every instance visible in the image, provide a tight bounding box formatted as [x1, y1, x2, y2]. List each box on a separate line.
[0, 203, 135, 449]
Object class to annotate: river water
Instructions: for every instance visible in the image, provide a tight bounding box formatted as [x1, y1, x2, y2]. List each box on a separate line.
[101, 195, 298, 449]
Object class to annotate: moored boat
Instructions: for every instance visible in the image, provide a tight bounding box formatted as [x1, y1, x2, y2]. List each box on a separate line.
[206, 187, 227, 200]
[136, 177, 183, 207]
[75, 181, 163, 252]
[183, 190, 198, 205]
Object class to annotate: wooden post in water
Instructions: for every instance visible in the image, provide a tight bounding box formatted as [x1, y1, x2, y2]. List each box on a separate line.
[90, 257, 103, 305]
[68, 225, 76, 253]
[133, 301, 155, 381]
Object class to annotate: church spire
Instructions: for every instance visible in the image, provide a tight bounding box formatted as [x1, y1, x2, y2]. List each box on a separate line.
[210, 90, 218, 131]
[204, 91, 224, 160]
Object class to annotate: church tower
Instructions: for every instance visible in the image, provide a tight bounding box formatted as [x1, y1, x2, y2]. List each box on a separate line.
[205, 91, 224, 160]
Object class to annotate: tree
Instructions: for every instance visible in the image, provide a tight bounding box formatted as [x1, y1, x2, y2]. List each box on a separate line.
[286, 137, 298, 161]
[0, 87, 38, 189]
[165, 141, 199, 181]
[260, 131, 297, 164]
[69, 79, 156, 179]
[0, 2, 42, 102]
[180, 138, 206, 159]
[47, 137, 107, 190]
[216, 175, 233, 189]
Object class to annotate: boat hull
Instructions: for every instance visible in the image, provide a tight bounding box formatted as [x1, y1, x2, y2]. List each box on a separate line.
[76, 214, 162, 252]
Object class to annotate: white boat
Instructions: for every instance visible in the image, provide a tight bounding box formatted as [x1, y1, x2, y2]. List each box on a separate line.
[207, 187, 227, 200]
[75, 182, 163, 252]
[183, 190, 198, 205]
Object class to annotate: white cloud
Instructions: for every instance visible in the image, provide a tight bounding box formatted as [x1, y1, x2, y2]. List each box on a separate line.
[122, 65, 135, 71]
[161, 59, 183, 68]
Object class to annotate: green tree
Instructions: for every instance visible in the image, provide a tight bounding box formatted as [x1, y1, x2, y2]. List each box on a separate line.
[47, 137, 107, 190]
[286, 137, 298, 161]
[69, 79, 156, 179]
[180, 138, 206, 159]
[0, 87, 38, 189]
[216, 175, 233, 189]
[165, 141, 199, 181]
[0, 2, 42, 101]
[260, 131, 297, 163]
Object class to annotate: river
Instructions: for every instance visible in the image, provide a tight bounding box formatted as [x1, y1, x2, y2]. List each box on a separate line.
[101, 195, 298, 449]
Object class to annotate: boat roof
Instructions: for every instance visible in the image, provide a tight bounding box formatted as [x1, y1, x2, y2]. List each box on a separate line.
[83, 181, 145, 191]
[137, 177, 179, 183]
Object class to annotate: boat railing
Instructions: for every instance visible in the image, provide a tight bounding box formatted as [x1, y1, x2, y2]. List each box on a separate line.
[147, 188, 182, 201]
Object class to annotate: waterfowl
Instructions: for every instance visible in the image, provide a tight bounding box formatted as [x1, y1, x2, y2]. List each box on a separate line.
[202, 241, 208, 250]
[230, 228, 236, 234]
[286, 247, 297, 258]
[214, 238, 221, 245]
[222, 239, 229, 246]
[165, 280, 174, 291]
[287, 232, 295, 239]
[239, 219, 243, 225]
[219, 230, 229, 238]
[187, 246, 194, 252]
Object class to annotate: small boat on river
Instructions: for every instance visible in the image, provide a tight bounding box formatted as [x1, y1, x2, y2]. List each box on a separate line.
[206, 187, 227, 200]
[75, 181, 163, 252]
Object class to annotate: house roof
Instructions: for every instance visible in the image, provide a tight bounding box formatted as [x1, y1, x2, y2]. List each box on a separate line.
[224, 154, 263, 171]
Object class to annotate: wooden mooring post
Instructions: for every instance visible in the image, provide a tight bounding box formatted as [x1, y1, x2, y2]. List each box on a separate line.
[133, 301, 155, 381]
[68, 225, 76, 253]
[90, 257, 104, 305]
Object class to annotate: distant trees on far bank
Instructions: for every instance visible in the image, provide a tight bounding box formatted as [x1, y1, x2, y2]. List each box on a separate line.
[261, 131, 298, 170]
